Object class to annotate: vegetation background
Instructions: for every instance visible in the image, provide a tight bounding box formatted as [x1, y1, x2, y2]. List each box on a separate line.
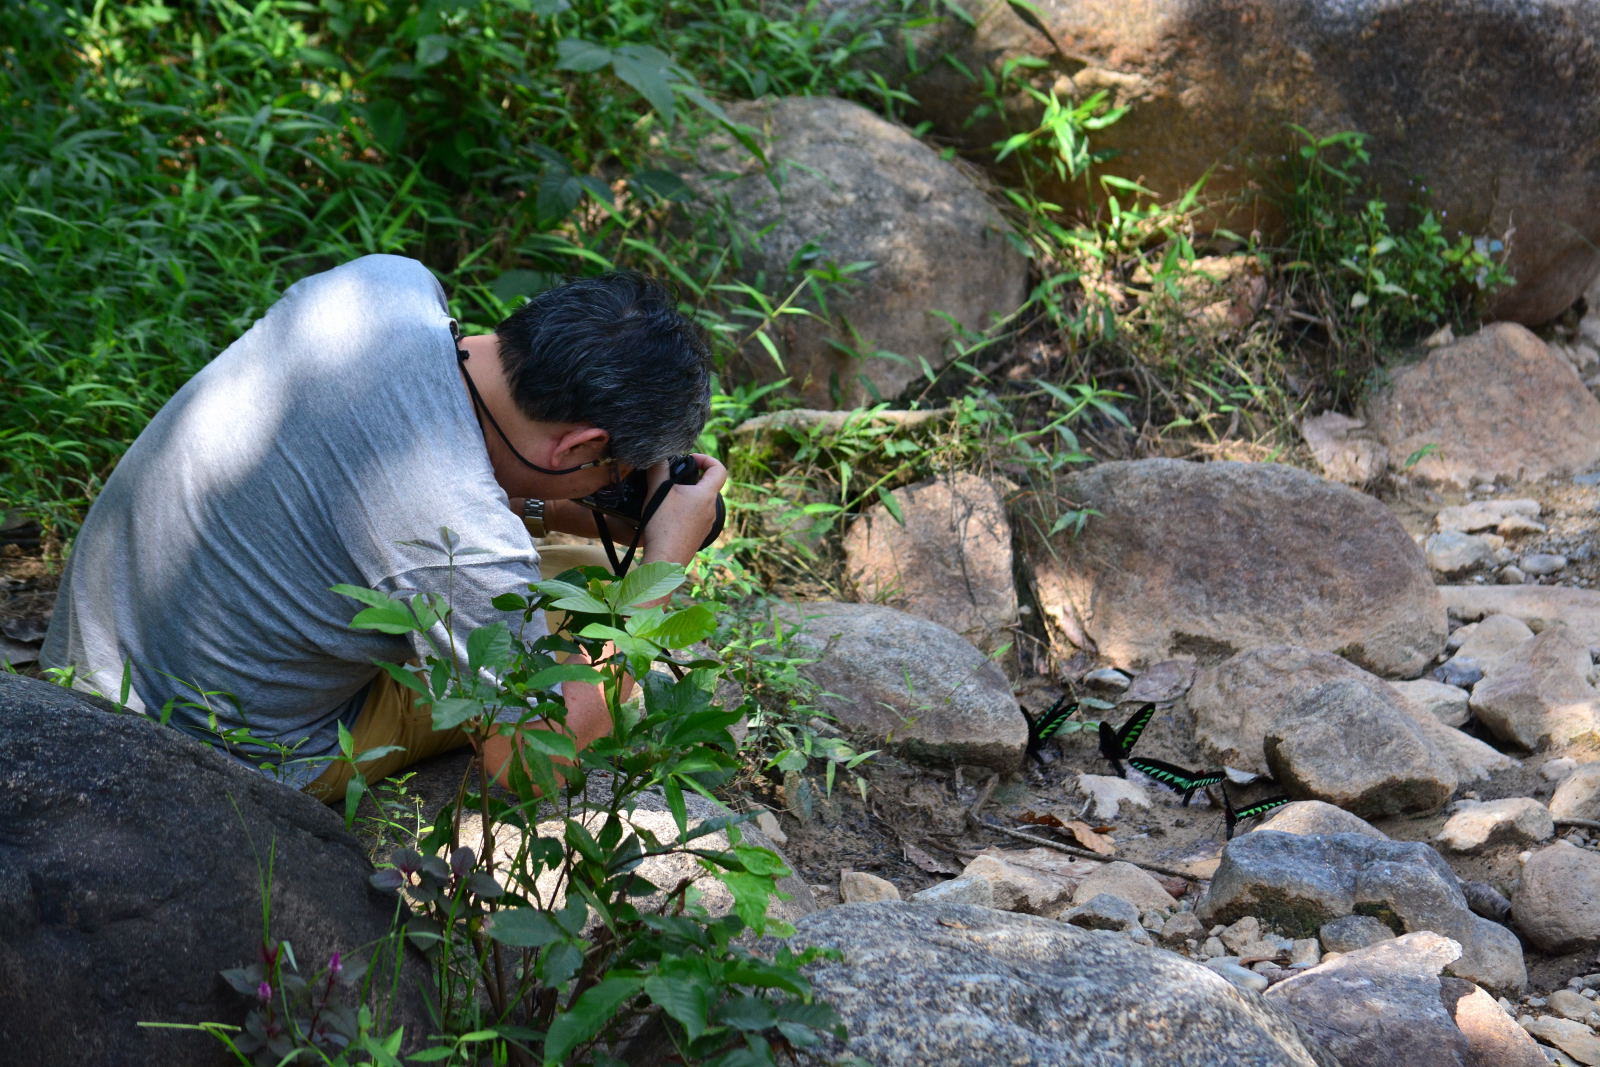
[0, 0, 1518, 1063]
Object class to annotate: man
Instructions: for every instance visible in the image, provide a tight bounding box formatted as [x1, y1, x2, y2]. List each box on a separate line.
[41, 254, 726, 799]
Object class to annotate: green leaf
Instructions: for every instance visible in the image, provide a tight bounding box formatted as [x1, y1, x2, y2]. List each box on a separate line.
[611, 45, 677, 125]
[874, 485, 904, 525]
[554, 37, 613, 72]
[467, 623, 514, 673]
[732, 845, 790, 878]
[348, 603, 420, 634]
[543, 976, 644, 1065]
[716, 994, 778, 1032]
[527, 663, 603, 689]
[629, 603, 716, 648]
[517, 727, 577, 761]
[716, 870, 775, 929]
[331, 584, 396, 609]
[377, 661, 433, 699]
[644, 972, 711, 1041]
[548, 590, 611, 614]
[613, 560, 685, 610]
[487, 908, 567, 948]
[429, 697, 483, 730]
[416, 34, 451, 69]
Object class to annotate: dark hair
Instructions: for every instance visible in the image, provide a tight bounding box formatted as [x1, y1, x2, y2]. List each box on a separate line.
[494, 271, 711, 468]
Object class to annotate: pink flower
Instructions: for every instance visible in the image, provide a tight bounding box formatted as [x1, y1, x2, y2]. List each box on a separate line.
[257, 981, 272, 1002]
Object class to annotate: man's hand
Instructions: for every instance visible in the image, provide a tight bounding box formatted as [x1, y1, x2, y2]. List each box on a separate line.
[640, 453, 727, 567]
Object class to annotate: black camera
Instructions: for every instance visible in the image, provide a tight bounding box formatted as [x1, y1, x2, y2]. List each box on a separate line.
[578, 454, 725, 549]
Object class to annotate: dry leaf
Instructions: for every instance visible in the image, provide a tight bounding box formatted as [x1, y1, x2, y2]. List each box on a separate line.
[1018, 810, 1067, 829]
[1157, 875, 1190, 899]
[1063, 820, 1117, 855]
[937, 917, 971, 929]
[902, 841, 961, 876]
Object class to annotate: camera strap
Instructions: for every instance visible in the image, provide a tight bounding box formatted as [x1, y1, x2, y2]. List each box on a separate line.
[592, 478, 678, 576]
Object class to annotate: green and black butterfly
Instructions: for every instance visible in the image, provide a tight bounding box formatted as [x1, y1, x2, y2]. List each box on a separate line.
[1221, 784, 1292, 840]
[1126, 757, 1226, 807]
[1097, 702, 1156, 778]
[1023, 695, 1079, 764]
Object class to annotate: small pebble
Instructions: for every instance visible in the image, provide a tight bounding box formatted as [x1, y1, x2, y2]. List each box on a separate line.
[1522, 553, 1569, 576]
[1202, 936, 1227, 958]
[1203, 958, 1269, 993]
[1497, 565, 1527, 584]
[1434, 657, 1485, 688]
[1548, 989, 1595, 1021]
[1084, 667, 1132, 691]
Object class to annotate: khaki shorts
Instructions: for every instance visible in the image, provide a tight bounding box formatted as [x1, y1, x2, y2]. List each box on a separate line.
[303, 542, 611, 803]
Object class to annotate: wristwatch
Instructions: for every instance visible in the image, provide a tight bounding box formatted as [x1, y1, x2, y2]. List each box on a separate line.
[521, 497, 547, 538]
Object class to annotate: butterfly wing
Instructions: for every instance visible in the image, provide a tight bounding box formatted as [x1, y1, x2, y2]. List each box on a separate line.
[1097, 720, 1127, 777]
[1024, 696, 1076, 763]
[1114, 702, 1156, 757]
[1126, 756, 1195, 792]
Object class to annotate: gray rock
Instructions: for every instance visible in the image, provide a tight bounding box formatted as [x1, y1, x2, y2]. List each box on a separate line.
[1453, 613, 1537, 670]
[1369, 324, 1600, 487]
[842, 473, 1018, 655]
[1199, 831, 1525, 993]
[1440, 977, 1550, 1067]
[1258, 801, 1389, 839]
[1264, 932, 1471, 1067]
[1436, 500, 1543, 534]
[778, 601, 1026, 770]
[1498, 565, 1528, 585]
[700, 96, 1027, 408]
[1523, 553, 1570, 576]
[1301, 411, 1388, 486]
[1434, 657, 1486, 688]
[1320, 914, 1399, 954]
[1439, 585, 1600, 659]
[910, 875, 995, 908]
[1522, 1015, 1600, 1065]
[787, 902, 1339, 1065]
[1389, 678, 1472, 728]
[1461, 881, 1514, 924]
[1192, 645, 1417, 775]
[1070, 860, 1180, 914]
[1161, 911, 1206, 946]
[1550, 764, 1600, 822]
[0, 674, 430, 1067]
[1033, 461, 1445, 678]
[1264, 679, 1457, 818]
[1427, 530, 1498, 576]
[840, 870, 901, 904]
[1549, 989, 1598, 1022]
[1469, 624, 1600, 751]
[1063, 892, 1146, 935]
[1512, 841, 1600, 953]
[1437, 798, 1554, 853]
[1205, 958, 1271, 993]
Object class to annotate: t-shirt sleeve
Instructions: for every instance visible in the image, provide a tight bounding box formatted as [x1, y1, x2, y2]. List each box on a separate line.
[377, 558, 551, 726]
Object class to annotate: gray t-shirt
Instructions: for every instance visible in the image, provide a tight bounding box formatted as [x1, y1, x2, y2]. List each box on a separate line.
[42, 255, 544, 787]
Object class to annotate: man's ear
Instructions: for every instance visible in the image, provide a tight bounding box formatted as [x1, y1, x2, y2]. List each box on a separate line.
[549, 425, 609, 465]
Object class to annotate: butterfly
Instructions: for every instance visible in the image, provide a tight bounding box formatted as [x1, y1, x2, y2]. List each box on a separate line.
[1023, 695, 1079, 764]
[1126, 757, 1226, 806]
[1220, 783, 1292, 840]
[1097, 702, 1156, 778]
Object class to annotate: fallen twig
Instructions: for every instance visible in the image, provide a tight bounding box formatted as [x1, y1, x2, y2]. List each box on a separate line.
[978, 819, 1207, 883]
[1556, 818, 1600, 832]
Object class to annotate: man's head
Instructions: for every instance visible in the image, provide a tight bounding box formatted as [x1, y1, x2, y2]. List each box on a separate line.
[495, 271, 711, 469]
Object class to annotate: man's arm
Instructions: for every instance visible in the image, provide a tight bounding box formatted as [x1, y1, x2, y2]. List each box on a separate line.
[484, 455, 728, 788]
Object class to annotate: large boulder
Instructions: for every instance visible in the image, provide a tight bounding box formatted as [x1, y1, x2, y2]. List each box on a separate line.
[698, 95, 1028, 407]
[787, 901, 1338, 1065]
[842, 472, 1019, 654]
[1197, 831, 1526, 993]
[1468, 623, 1600, 751]
[1264, 678, 1457, 818]
[0, 674, 428, 1067]
[1032, 460, 1445, 677]
[1366, 324, 1600, 487]
[1511, 840, 1600, 953]
[1263, 933, 1471, 1067]
[868, 0, 1600, 323]
[777, 601, 1027, 770]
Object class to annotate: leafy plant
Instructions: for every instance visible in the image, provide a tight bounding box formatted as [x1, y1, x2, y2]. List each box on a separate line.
[313, 530, 843, 1066]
